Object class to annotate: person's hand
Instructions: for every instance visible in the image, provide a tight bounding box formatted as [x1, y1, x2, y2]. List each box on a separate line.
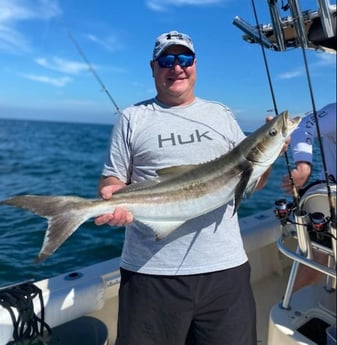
[281, 174, 295, 194]
[281, 162, 312, 193]
[95, 184, 133, 226]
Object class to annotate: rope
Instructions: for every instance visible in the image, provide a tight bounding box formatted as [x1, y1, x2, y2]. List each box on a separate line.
[0, 283, 52, 345]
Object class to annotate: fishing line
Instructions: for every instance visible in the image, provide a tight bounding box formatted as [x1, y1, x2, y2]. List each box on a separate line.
[251, 0, 300, 207]
[58, 20, 122, 115]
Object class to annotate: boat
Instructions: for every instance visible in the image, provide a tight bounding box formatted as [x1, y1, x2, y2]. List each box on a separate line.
[0, 1, 336, 344]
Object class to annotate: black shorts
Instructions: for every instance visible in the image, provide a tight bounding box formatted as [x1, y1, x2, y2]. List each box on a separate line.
[115, 262, 257, 345]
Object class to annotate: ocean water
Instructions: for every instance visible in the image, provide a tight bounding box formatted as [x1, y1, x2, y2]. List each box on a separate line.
[0, 118, 321, 288]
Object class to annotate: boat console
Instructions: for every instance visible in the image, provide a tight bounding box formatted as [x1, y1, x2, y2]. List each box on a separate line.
[269, 182, 336, 344]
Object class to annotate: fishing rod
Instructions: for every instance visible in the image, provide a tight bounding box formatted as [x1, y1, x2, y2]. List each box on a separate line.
[287, 0, 336, 225]
[252, 0, 335, 224]
[251, 0, 336, 278]
[250, 0, 301, 208]
[247, 1, 337, 307]
[59, 20, 122, 115]
[59, 20, 135, 183]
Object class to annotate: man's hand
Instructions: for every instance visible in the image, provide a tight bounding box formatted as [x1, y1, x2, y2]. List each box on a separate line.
[95, 183, 134, 226]
[281, 162, 312, 194]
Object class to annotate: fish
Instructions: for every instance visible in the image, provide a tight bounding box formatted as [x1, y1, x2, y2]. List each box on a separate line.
[0, 111, 301, 262]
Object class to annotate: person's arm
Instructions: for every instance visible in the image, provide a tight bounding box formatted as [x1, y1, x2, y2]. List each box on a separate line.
[291, 161, 312, 187]
[281, 109, 315, 193]
[290, 103, 335, 184]
[281, 161, 312, 193]
[95, 176, 133, 226]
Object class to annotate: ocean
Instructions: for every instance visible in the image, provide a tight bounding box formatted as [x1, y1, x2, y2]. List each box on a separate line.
[0, 118, 321, 288]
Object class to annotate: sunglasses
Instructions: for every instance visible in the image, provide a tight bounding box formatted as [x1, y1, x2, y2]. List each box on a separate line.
[156, 53, 195, 68]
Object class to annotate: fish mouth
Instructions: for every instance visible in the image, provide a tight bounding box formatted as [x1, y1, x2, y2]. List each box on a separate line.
[282, 111, 301, 136]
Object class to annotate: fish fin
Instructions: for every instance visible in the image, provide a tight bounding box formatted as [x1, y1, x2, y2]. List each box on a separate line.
[156, 165, 197, 176]
[141, 220, 186, 240]
[245, 179, 259, 198]
[118, 165, 198, 194]
[233, 166, 253, 215]
[1, 195, 92, 262]
[116, 178, 161, 193]
[36, 208, 90, 262]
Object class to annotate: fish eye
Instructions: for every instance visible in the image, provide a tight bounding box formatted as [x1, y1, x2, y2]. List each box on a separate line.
[269, 128, 278, 136]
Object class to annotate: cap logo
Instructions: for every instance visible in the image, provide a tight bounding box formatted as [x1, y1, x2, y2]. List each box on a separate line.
[152, 31, 194, 60]
[167, 33, 182, 40]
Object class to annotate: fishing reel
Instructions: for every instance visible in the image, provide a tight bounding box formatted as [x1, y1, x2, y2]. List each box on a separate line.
[307, 211, 332, 247]
[309, 212, 329, 232]
[273, 198, 333, 247]
[274, 198, 294, 225]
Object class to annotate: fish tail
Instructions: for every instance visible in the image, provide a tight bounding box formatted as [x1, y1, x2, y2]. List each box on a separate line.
[1, 195, 93, 262]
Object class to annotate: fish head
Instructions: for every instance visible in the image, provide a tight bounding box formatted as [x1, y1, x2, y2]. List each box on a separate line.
[244, 110, 301, 168]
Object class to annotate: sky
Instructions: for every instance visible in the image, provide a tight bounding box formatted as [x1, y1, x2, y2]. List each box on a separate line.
[0, 0, 336, 131]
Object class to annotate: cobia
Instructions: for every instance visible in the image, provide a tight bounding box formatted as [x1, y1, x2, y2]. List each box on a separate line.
[1, 111, 301, 262]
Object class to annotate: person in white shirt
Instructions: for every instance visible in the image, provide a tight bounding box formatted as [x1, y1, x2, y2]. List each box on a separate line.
[282, 102, 336, 290]
[283, 102, 336, 192]
[95, 30, 277, 345]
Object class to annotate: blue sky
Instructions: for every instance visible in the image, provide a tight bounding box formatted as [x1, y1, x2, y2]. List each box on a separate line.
[0, 0, 335, 131]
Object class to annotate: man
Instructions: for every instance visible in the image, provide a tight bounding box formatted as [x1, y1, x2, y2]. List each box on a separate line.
[282, 102, 336, 291]
[95, 30, 272, 345]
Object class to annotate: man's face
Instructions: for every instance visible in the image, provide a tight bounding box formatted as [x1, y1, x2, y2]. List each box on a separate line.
[151, 45, 196, 106]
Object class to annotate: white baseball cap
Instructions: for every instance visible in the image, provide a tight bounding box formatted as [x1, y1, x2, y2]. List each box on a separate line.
[152, 31, 195, 60]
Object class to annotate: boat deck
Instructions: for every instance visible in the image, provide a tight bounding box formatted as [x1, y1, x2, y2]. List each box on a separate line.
[254, 268, 291, 344]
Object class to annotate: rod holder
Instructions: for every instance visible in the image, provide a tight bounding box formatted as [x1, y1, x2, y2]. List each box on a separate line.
[295, 211, 313, 259]
[329, 222, 337, 262]
[267, 0, 286, 51]
[317, 0, 335, 38]
[288, 0, 309, 48]
[232, 16, 274, 49]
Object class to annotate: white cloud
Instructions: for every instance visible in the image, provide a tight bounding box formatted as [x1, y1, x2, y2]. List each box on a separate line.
[278, 69, 303, 80]
[87, 33, 124, 52]
[0, 0, 61, 53]
[0, 24, 30, 52]
[313, 52, 336, 67]
[146, 0, 226, 11]
[20, 73, 72, 87]
[278, 51, 336, 80]
[35, 56, 89, 75]
[0, 0, 61, 22]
